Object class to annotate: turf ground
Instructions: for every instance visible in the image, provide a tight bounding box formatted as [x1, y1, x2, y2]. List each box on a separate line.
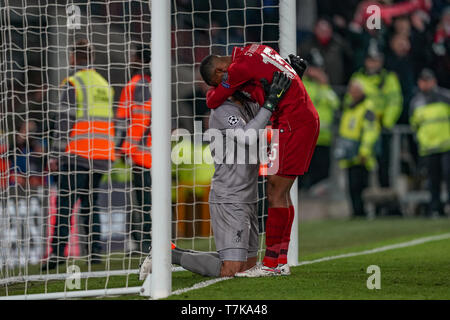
[1, 217, 450, 300]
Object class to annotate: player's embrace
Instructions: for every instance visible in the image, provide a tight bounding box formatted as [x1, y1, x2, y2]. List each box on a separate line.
[200, 44, 319, 276]
[139, 71, 291, 279]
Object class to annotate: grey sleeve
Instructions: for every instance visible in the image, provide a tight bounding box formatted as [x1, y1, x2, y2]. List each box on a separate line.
[51, 83, 77, 156]
[213, 107, 272, 146]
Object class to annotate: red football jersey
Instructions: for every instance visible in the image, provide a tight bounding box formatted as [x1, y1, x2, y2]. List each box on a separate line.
[206, 44, 318, 130]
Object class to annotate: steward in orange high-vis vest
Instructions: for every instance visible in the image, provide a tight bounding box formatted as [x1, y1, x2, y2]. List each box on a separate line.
[44, 40, 115, 270]
[117, 73, 152, 169]
[116, 44, 152, 254]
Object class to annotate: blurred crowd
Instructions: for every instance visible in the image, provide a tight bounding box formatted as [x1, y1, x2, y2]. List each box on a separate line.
[296, 0, 450, 218]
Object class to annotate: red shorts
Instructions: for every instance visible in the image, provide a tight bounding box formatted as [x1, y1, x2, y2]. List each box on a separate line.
[275, 119, 320, 177]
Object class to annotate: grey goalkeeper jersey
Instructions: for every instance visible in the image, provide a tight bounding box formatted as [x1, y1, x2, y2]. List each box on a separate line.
[208, 100, 272, 204]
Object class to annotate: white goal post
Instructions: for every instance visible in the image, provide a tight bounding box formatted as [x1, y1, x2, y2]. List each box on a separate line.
[0, 0, 298, 300]
[149, 0, 172, 299]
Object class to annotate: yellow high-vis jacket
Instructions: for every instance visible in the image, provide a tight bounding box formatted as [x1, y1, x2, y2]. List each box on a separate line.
[349, 68, 403, 129]
[303, 78, 340, 147]
[336, 96, 380, 171]
[409, 87, 450, 157]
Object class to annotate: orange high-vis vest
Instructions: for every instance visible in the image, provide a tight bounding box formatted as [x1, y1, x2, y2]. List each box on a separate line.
[117, 74, 152, 169]
[64, 69, 116, 161]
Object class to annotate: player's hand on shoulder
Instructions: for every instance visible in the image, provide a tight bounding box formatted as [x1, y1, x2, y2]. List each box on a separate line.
[261, 71, 292, 112]
[286, 54, 308, 79]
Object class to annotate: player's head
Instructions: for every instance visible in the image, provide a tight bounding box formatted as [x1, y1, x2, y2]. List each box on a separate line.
[199, 54, 232, 87]
[364, 40, 384, 75]
[417, 68, 437, 93]
[70, 39, 95, 67]
[130, 43, 151, 75]
[132, 43, 151, 64]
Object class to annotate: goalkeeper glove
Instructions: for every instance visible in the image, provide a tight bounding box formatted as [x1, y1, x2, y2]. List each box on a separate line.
[285, 54, 308, 79]
[260, 71, 292, 112]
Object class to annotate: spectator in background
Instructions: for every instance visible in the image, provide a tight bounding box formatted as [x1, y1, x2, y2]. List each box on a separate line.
[316, 0, 361, 31]
[348, 43, 403, 215]
[409, 69, 450, 217]
[299, 18, 353, 86]
[410, 10, 434, 77]
[44, 39, 115, 270]
[116, 44, 153, 254]
[392, 14, 412, 37]
[335, 80, 380, 218]
[385, 33, 416, 124]
[432, 7, 450, 89]
[348, 0, 431, 71]
[301, 50, 340, 189]
[351, 0, 431, 29]
[116, 44, 152, 254]
[9, 121, 45, 190]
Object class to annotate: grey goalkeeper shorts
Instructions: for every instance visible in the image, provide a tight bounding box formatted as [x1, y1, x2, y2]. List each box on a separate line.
[209, 202, 259, 262]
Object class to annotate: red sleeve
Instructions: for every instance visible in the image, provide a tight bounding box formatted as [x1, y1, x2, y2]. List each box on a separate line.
[205, 58, 253, 109]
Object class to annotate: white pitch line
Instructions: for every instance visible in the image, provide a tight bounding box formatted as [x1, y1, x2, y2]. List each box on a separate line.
[296, 232, 450, 266]
[170, 232, 450, 297]
[171, 277, 232, 296]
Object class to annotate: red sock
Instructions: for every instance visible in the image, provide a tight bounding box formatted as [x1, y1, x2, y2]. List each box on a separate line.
[263, 207, 290, 268]
[278, 205, 295, 265]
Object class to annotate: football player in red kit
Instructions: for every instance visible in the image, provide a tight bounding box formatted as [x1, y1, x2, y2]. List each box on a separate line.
[199, 44, 319, 276]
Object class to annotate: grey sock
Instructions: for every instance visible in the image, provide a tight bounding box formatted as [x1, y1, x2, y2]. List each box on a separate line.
[179, 252, 222, 277]
[175, 247, 220, 259]
[202, 251, 220, 259]
[172, 248, 183, 265]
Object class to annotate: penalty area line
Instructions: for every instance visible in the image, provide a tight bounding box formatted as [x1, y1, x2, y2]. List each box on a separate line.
[170, 232, 450, 297]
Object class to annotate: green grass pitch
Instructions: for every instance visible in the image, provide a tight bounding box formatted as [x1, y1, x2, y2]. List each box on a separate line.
[2, 217, 450, 300]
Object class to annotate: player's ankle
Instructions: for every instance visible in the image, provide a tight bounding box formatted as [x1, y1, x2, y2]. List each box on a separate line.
[262, 258, 278, 268]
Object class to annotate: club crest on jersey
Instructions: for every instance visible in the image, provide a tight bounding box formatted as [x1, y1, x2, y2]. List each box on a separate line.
[221, 72, 230, 88]
[234, 229, 243, 243]
[227, 115, 239, 126]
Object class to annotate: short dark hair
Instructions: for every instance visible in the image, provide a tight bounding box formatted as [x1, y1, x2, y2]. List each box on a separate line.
[199, 55, 217, 86]
[418, 68, 436, 81]
[71, 39, 95, 65]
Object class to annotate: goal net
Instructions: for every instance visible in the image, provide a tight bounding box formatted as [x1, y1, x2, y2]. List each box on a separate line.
[0, 0, 288, 299]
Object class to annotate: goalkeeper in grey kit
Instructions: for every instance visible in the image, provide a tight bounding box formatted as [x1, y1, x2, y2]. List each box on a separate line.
[206, 71, 292, 277]
[139, 56, 305, 279]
